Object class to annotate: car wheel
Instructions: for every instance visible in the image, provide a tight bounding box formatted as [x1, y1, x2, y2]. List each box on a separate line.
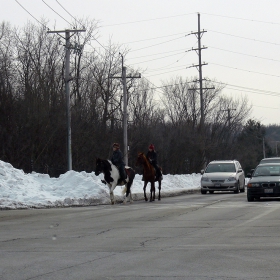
[201, 189, 207, 194]
[234, 181, 240, 194]
[240, 179, 245, 193]
[247, 194, 254, 202]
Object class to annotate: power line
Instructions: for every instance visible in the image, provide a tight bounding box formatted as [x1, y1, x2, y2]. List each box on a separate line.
[208, 29, 280, 46]
[210, 62, 280, 78]
[208, 46, 280, 63]
[14, 0, 49, 30]
[41, 0, 72, 27]
[55, 0, 85, 28]
[127, 48, 187, 60]
[100, 13, 195, 27]
[129, 50, 187, 65]
[14, 3, 279, 117]
[122, 31, 188, 44]
[204, 13, 280, 26]
[129, 35, 186, 52]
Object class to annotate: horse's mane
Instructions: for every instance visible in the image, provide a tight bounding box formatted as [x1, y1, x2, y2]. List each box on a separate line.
[138, 152, 153, 170]
[97, 158, 112, 171]
[104, 159, 113, 170]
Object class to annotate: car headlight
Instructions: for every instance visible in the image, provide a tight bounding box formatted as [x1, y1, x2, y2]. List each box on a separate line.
[201, 177, 209, 182]
[226, 176, 236, 182]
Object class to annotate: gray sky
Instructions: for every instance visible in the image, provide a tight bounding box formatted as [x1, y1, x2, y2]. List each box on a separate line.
[2, 0, 280, 125]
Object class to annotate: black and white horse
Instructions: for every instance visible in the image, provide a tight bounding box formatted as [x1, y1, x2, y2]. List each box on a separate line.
[95, 158, 135, 205]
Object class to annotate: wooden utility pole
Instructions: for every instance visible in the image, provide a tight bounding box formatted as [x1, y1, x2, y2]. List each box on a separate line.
[221, 108, 236, 127]
[189, 13, 214, 126]
[111, 54, 141, 165]
[47, 29, 86, 171]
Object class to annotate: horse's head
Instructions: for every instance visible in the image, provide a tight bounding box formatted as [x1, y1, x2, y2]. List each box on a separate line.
[135, 152, 146, 166]
[95, 158, 112, 176]
[95, 158, 104, 176]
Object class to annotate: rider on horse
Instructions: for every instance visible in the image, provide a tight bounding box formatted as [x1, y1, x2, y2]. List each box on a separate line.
[146, 144, 161, 180]
[111, 143, 128, 183]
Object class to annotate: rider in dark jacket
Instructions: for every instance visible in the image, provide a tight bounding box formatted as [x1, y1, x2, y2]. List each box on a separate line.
[146, 144, 161, 179]
[111, 143, 127, 182]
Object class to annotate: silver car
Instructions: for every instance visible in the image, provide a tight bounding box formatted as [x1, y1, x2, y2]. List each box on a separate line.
[201, 160, 245, 194]
[259, 157, 280, 164]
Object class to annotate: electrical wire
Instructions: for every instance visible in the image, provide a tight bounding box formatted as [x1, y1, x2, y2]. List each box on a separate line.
[14, 0, 49, 30]
[100, 13, 195, 27]
[41, 0, 72, 27]
[129, 35, 186, 52]
[14, 2, 280, 110]
[203, 13, 280, 26]
[208, 46, 280, 63]
[208, 29, 280, 46]
[55, 0, 85, 28]
[210, 62, 280, 78]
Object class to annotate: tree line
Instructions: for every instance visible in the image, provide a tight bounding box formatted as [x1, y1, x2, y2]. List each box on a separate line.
[0, 20, 270, 177]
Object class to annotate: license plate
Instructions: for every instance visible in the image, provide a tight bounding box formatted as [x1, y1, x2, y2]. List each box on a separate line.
[214, 184, 221, 187]
[264, 189, 273, 193]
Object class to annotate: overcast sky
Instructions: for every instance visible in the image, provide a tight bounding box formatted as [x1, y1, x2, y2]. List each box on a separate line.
[2, 0, 280, 125]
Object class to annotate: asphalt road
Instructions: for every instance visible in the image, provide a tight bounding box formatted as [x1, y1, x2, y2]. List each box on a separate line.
[1, 191, 280, 280]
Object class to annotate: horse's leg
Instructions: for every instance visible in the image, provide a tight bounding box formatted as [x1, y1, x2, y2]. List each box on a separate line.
[130, 189, 133, 204]
[122, 184, 127, 204]
[152, 181, 156, 201]
[127, 182, 133, 204]
[123, 182, 130, 204]
[149, 182, 153, 202]
[109, 186, 115, 205]
[143, 182, 148, 201]
[158, 180, 161, 201]
[150, 181, 155, 202]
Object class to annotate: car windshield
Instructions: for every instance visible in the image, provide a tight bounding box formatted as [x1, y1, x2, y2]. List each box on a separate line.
[253, 165, 280, 177]
[205, 163, 236, 173]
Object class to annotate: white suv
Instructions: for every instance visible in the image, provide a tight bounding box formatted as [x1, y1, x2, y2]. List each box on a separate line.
[200, 160, 245, 194]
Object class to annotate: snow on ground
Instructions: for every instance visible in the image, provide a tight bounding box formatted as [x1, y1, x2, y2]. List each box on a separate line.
[0, 160, 201, 209]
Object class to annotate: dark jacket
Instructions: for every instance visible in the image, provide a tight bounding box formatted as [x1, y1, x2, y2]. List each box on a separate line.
[111, 149, 125, 168]
[146, 150, 158, 166]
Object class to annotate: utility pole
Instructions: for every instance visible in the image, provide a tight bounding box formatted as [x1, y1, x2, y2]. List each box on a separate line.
[263, 137, 266, 159]
[221, 108, 236, 127]
[270, 141, 280, 156]
[189, 13, 214, 127]
[47, 29, 86, 171]
[111, 54, 141, 165]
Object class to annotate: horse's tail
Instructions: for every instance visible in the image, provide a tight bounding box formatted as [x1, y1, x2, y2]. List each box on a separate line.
[122, 167, 135, 195]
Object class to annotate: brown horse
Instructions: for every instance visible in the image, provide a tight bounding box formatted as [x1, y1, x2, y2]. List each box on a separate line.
[135, 152, 162, 202]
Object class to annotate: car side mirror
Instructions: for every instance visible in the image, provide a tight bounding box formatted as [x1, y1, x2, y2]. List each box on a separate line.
[201, 169, 204, 175]
[247, 173, 252, 178]
[237, 168, 243, 173]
